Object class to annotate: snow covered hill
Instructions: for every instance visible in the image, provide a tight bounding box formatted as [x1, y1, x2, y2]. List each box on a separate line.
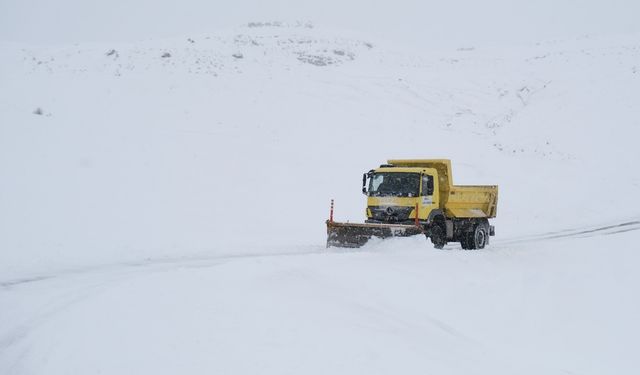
[1, 23, 639, 275]
[1, 15, 640, 375]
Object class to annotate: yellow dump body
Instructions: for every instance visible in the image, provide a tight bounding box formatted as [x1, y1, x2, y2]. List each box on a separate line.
[446, 185, 498, 218]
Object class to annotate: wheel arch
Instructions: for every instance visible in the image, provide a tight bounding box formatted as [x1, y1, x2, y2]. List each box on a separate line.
[426, 209, 446, 224]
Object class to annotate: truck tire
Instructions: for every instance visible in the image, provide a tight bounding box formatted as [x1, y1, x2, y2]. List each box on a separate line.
[429, 225, 446, 249]
[468, 224, 488, 249]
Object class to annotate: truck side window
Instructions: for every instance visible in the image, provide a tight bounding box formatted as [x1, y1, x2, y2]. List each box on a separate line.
[422, 175, 434, 196]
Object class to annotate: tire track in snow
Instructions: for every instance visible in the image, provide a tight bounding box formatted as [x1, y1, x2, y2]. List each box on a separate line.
[2, 218, 640, 288]
[494, 219, 640, 246]
[0, 247, 326, 288]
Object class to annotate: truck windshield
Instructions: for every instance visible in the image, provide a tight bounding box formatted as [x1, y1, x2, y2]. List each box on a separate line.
[368, 172, 420, 197]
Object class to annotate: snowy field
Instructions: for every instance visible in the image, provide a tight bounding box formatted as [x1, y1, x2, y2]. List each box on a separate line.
[2, 225, 639, 374]
[2, 1, 640, 374]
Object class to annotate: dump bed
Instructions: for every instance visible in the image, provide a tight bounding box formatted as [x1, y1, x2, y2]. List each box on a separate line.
[387, 159, 498, 219]
[446, 185, 498, 218]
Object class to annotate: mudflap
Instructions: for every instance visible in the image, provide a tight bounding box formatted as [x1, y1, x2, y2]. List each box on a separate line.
[326, 220, 423, 248]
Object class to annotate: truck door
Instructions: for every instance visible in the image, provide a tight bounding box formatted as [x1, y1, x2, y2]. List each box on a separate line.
[420, 174, 437, 219]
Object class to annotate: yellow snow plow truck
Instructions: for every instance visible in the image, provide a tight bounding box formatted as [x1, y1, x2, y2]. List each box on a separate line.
[326, 159, 498, 249]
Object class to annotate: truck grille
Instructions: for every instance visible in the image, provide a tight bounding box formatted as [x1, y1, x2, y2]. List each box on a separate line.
[368, 206, 414, 223]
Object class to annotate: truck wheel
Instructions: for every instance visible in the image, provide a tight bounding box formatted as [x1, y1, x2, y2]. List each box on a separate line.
[470, 225, 487, 249]
[429, 225, 446, 249]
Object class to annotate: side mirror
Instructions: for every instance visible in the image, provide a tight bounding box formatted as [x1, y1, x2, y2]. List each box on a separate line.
[362, 173, 367, 195]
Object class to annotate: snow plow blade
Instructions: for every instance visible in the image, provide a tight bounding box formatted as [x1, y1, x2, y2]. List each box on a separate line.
[326, 221, 423, 248]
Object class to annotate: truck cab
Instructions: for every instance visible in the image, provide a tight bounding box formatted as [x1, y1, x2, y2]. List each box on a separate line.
[364, 167, 440, 225]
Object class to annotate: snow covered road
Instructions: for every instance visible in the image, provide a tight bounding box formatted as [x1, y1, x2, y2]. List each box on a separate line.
[2, 223, 639, 375]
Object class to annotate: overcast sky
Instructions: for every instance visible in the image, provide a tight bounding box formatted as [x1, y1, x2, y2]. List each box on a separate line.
[1, 0, 639, 46]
